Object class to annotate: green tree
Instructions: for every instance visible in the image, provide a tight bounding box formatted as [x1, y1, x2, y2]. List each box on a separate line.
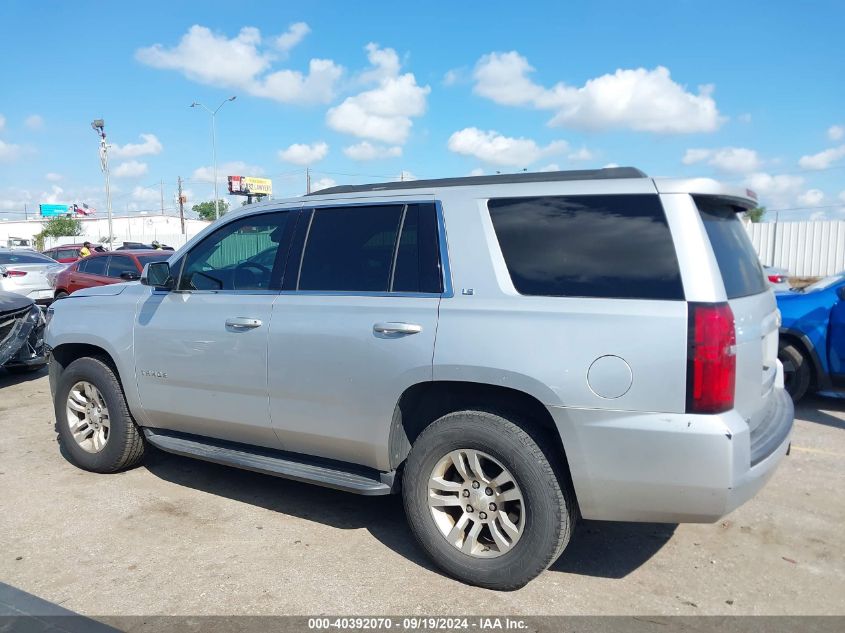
[34, 216, 83, 250]
[746, 206, 766, 223]
[192, 199, 230, 221]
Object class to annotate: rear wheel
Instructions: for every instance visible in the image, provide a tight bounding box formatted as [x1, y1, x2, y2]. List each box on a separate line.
[779, 342, 811, 402]
[402, 410, 574, 590]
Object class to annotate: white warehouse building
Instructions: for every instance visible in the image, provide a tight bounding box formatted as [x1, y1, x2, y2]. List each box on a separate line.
[1, 214, 211, 250]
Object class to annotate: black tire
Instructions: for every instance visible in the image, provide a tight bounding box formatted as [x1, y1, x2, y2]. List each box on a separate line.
[55, 356, 145, 473]
[779, 342, 811, 402]
[402, 410, 574, 590]
[54, 291, 68, 300]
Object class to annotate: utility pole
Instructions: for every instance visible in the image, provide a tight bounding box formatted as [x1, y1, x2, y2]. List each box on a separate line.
[400, 170, 405, 182]
[160, 179, 165, 215]
[178, 176, 185, 235]
[306, 167, 311, 194]
[91, 119, 113, 247]
[23, 203, 28, 220]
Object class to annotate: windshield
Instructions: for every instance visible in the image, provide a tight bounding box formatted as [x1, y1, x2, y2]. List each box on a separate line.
[802, 272, 845, 292]
[0, 252, 56, 265]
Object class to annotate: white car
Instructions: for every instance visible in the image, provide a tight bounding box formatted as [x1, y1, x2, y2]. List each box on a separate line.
[763, 265, 791, 292]
[0, 249, 65, 303]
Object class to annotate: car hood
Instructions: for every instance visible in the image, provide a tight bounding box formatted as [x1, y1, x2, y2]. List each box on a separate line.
[0, 290, 34, 313]
[70, 283, 130, 298]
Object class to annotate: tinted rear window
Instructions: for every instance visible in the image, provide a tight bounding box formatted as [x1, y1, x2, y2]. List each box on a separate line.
[695, 197, 767, 299]
[488, 194, 684, 300]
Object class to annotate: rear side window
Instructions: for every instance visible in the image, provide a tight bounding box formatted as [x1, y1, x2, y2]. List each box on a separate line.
[392, 203, 443, 293]
[488, 195, 684, 300]
[82, 256, 107, 276]
[695, 197, 767, 299]
[106, 255, 137, 278]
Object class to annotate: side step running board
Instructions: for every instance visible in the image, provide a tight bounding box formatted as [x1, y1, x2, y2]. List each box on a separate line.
[143, 428, 394, 496]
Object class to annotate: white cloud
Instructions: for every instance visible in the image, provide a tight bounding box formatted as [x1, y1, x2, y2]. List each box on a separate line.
[468, 168, 485, 177]
[0, 139, 22, 162]
[113, 160, 149, 178]
[443, 68, 468, 86]
[397, 170, 417, 181]
[310, 177, 336, 192]
[827, 125, 844, 141]
[797, 189, 824, 206]
[798, 145, 845, 170]
[603, 162, 620, 168]
[473, 52, 724, 133]
[111, 133, 163, 159]
[738, 113, 753, 123]
[567, 147, 595, 162]
[274, 22, 310, 53]
[41, 185, 65, 204]
[538, 163, 561, 172]
[24, 114, 44, 130]
[682, 146, 761, 173]
[0, 114, 5, 131]
[45, 172, 62, 182]
[839, 190, 845, 203]
[192, 160, 264, 184]
[278, 141, 328, 165]
[447, 127, 568, 167]
[744, 172, 805, 208]
[343, 141, 402, 160]
[326, 43, 429, 144]
[136, 25, 342, 105]
[809, 210, 828, 221]
[251, 58, 343, 105]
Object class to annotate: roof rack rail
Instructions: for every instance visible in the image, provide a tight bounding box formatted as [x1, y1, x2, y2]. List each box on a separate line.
[308, 167, 647, 196]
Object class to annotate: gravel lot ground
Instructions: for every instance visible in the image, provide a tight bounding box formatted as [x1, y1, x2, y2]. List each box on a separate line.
[1, 367, 843, 616]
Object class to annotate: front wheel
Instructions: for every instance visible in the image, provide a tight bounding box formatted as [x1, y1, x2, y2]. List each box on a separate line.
[402, 410, 574, 590]
[55, 356, 146, 472]
[779, 342, 811, 402]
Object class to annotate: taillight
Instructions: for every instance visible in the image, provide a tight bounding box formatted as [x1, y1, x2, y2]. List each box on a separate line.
[687, 302, 736, 414]
[6, 270, 27, 277]
[767, 274, 786, 284]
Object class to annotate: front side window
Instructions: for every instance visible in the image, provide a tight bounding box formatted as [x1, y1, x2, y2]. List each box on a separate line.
[106, 255, 137, 278]
[178, 212, 291, 291]
[488, 194, 684, 300]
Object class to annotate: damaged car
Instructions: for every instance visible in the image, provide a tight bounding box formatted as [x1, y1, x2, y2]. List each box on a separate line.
[0, 290, 47, 374]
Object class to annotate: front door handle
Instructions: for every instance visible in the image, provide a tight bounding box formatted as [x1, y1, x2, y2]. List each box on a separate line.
[226, 317, 263, 330]
[373, 322, 422, 335]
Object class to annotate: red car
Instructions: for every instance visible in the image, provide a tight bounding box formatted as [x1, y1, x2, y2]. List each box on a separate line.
[42, 243, 103, 264]
[53, 250, 170, 299]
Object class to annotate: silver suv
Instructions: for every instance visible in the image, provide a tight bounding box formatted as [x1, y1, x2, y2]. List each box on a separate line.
[46, 167, 793, 589]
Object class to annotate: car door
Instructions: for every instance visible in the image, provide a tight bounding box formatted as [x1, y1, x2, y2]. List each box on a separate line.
[133, 210, 296, 449]
[69, 255, 109, 292]
[268, 202, 443, 470]
[829, 282, 845, 379]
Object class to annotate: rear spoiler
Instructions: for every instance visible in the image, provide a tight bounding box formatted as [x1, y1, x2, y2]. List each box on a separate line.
[653, 178, 757, 210]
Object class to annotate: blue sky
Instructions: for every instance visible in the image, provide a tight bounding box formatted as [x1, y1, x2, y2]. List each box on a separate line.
[1, 0, 843, 221]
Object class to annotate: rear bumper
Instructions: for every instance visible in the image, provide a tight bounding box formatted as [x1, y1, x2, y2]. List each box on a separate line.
[548, 388, 794, 523]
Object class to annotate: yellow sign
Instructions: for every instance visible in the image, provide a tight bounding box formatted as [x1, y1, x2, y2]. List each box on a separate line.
[228, 175, 272, 196]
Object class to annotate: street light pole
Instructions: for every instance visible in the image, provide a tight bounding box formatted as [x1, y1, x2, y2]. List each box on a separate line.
[91, 119, 113, 247]
[190, 96, 236, 221]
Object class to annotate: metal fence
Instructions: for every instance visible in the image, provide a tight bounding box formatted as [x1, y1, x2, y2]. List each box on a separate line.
[746, 220, 845, 277]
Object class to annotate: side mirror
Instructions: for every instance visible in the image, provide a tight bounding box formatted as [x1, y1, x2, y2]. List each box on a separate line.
[141, 261, 174, 290]
[837, 286, 845, 301]
[120, 271, 141, 281]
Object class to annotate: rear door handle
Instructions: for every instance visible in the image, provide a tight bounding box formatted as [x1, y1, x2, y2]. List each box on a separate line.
[226, 317, 263, 330]
[373, 322, 422, 335]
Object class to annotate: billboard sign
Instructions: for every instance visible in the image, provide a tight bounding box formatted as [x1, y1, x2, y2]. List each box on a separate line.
[40, 203, 70, 217]
[228, 176, 272, 196]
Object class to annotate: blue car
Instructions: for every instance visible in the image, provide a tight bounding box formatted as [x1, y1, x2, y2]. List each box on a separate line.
[776, 271, 845, 401]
